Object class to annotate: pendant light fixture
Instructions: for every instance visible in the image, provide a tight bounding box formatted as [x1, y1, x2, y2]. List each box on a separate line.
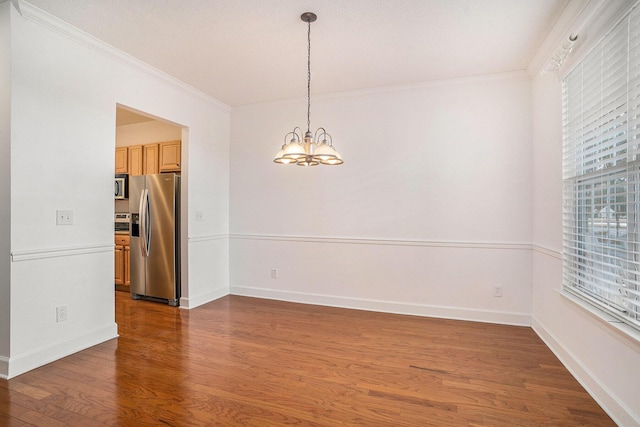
[273, 12, 343, 166]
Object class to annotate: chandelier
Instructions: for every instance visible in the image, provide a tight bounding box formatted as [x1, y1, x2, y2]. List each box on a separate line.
[273, 12, 343, 166]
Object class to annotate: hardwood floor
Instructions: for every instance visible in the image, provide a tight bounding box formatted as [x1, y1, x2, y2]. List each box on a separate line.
[1, 292, 614, 426]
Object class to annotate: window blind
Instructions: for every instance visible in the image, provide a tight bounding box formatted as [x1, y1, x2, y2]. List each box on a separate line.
[563, 7, 640, 331]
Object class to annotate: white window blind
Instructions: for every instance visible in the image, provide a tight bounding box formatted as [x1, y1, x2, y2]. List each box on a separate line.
[563, 7, 640, 331]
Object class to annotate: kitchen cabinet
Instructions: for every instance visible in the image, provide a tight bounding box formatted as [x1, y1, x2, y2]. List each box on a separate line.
[143, 144, 159, 175]
[115, 141, 181, 175]
[128, 145, 144, 176]
[159, 140, 181, 172]
[115, 147, 128, 173]
[115, 234, 131, 291]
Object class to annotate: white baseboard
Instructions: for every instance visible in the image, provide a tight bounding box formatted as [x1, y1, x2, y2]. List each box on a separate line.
[0, 356, 8, 379]
[1, 323, 118, 380]
[180, 286, 229, 309]
[532, 317, 640, 427]
[230, 285, 531, 326]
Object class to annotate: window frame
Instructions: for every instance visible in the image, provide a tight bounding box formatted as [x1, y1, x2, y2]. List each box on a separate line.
[562, 8, 640, 333]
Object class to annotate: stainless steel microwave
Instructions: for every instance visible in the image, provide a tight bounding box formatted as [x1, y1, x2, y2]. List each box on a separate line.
[115, 174, 128, 199]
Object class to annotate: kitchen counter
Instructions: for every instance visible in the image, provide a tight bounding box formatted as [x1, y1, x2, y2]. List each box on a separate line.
[115, 230, 130, 235]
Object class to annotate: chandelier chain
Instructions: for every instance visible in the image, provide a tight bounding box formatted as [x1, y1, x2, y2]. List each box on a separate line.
[307, 18, 311, 134]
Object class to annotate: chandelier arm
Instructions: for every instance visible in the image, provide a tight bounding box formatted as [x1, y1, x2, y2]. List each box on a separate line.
[284, 128, 301, 144]
[292, 126, 302, 140]
[314, 128, 333, 146]
[325, 133, 333, 146]
[314, 127, 326, 141]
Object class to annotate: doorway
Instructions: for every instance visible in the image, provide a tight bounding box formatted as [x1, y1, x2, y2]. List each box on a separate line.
[114, 105, 187, 308]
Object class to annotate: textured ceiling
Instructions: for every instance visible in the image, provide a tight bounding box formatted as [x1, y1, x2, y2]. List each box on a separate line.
[25, 0, 570, 106]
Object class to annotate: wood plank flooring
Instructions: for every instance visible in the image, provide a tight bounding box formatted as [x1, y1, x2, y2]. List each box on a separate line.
[0, 292, 615, 426]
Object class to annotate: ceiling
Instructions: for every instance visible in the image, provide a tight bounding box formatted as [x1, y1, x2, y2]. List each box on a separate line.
[115, 108, 156, 126]
[26, 0, 570, 107]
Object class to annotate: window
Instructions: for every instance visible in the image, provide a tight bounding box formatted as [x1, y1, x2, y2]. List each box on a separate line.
[563, 7, 640, 331]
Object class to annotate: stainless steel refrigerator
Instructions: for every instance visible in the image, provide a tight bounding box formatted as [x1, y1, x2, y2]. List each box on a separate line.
[129, 174, 180, 306]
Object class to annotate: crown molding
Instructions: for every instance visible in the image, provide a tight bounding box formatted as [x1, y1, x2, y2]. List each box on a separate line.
[17, 0, 231, 113]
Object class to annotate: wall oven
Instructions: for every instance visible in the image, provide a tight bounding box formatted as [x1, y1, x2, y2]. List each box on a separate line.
[115, 213, 130, 233]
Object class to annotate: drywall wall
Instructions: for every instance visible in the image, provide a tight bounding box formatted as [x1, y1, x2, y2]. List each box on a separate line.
[531, 70, 640, 426]
[0, 1, 12, 376]
[4, 1, 230, 378]
[230, 73, 533, 325]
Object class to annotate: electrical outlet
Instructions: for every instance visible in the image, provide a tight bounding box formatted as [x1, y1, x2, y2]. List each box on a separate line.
[493, 285, 503, 297]
[56, 305, 68, 322]
[271, 268, 278, 279]
[56, 210, 73, 225]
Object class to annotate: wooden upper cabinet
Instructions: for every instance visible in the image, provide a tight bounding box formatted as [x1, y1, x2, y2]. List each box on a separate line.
[115, 147, 128, 173]
[128, 145, 143, 176]
[159, 141, 181, 172]
[143, 144, 159, 175]
[115, 141, 181, 176]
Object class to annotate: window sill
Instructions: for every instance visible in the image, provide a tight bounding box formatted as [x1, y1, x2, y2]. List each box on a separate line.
[557, 289, 640, 350]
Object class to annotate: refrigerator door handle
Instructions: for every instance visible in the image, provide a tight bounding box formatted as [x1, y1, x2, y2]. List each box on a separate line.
[139, 188, 150, 257]
[144, 188, 151, 255]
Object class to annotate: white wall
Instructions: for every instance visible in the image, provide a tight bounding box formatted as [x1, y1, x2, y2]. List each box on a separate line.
[3, 2, 230, 378]
[230, 73, 533, 325]
[531, 69, 640, 426]
[0, 1, 12, 376]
